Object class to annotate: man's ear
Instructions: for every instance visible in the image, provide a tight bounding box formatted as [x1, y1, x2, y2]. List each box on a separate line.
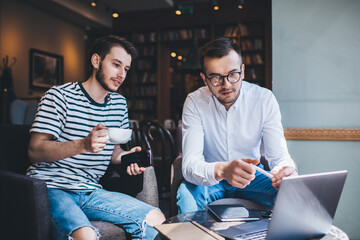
[91, 53, 101, 70]
[200, 72, 207, 86]
[241, 64, 245, 80]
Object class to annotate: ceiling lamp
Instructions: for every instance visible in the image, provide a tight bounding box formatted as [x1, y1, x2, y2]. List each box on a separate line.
[175, 3, 182, 15]
[237, 0, 245, 9]
[112, 11, 119, 18]
[90, 1, 96, 7]
[212, 0, 220, 11]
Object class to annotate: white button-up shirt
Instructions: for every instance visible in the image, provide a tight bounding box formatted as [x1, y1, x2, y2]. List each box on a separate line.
[182, 81, 295, 186]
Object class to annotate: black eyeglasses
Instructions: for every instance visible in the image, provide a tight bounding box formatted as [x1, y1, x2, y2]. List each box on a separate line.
[204, 71, 242, 87]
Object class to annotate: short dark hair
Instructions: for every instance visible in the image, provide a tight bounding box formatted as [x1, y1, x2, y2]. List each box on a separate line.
[88, 35, 138, 73]
[200, 38, 241, 72]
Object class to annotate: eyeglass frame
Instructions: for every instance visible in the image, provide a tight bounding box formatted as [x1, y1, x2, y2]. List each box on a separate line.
[203, 71, 243, 87]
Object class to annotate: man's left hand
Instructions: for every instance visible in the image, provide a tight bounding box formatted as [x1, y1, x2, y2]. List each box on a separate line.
[123, 146, 146, 176]
[270, 166, 298, 189]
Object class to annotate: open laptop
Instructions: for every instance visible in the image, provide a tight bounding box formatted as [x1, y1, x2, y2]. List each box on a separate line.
[214, 170, 347, 240]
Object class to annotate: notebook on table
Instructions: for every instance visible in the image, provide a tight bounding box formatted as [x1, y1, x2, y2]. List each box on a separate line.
[207, 204, 270, 222]
[214, 170, 347, 240]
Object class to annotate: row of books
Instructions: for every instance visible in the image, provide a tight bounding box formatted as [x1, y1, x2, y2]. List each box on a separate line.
[133, 32, 157, 43]
[129, 112, 156, 121]
[242, 53, 264, 65]
[135, 59, 156, 70]
[130, 22, 263, 44]
[223, 23, 250, 37]
[128, 99, 156, 110]
[158, 28, 208, 41]
[134, 85, 157, 97]
[137, 46, 156, 57]
[241, 39, 263, 51]
[134, 72, 157, 83]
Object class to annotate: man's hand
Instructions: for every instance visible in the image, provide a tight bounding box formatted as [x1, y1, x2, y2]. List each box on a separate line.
[83, 123, 108, 153]
[270, 166, 298, 189]
[215, 158, 260, 189]
[121, 146, 147, 176]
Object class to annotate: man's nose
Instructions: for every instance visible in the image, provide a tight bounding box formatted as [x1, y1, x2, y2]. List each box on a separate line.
[222, 77, 232, 87]
[117, 68, 126, 78]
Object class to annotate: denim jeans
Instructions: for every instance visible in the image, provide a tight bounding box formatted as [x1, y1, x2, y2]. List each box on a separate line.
[48, 188, 159, 240]
[176, 167, 277, 214]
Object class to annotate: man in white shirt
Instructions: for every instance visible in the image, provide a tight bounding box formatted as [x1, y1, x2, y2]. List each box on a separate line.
[177, 38, 297, 214]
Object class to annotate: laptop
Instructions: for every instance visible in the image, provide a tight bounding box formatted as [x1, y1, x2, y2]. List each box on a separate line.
[214, 170, 347, 240]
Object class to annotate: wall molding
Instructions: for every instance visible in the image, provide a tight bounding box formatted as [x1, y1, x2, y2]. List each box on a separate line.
[284, 128, 360, 141]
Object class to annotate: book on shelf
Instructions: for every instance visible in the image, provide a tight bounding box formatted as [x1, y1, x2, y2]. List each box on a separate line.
[224, 26, 233, 37]
[138, 46, 156, 57]
[136, 72, 157, 83]
[224, 25, 239, 38]
[244, 40, 254, 50]
[133, 32, 157, 43]
[242, 54, 252, 65]
[255, 53, 263, 64]
[250, 68, 257, 80]
[238, 23, 249, 36]
[196, 28, 207, 39]
[136, 59, 155, 69]
[253, 39, 263, 50]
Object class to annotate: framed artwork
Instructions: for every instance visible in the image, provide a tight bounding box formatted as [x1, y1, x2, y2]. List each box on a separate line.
[29, 48, 63, 89]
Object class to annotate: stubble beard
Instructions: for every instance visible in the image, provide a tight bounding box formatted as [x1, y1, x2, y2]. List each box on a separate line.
[210, 87, 240, 105]
[96, 62, 118, 93]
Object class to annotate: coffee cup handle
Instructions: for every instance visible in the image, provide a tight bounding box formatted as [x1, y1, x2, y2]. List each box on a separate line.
[105, 130, 109, 140]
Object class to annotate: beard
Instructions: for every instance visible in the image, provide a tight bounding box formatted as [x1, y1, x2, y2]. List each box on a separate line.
[210, 87, 240, 105]
[95, 62, 117, 92]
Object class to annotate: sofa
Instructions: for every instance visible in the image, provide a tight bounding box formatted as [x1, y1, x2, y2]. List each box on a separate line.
[0, 124, 159, 240]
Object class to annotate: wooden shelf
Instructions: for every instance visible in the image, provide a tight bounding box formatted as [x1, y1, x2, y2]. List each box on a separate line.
[118, 21, 270, 122]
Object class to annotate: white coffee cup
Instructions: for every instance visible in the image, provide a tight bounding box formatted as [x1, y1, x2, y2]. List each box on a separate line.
[106, 128, 132, 144]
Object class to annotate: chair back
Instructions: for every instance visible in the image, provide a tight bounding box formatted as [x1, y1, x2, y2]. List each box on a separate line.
[163, 119, 176, 129]
[139, 120, 176, 196]
[9, 99, 38, 125]
[0, 124, 31, 174]
[139, 121, 176, 164]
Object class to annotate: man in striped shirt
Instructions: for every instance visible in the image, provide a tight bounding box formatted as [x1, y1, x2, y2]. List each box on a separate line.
[27, 35, 165, 240]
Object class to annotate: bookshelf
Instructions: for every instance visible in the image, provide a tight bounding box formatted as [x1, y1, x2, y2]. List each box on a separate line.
[214, 22, 267, 87]
[163, 21, 269, 121]
[119, 31, 158, 120]
[116, 21, 270, 122]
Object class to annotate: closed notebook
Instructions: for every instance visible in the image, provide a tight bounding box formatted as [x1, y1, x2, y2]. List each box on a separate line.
[155, 221, 224, 240]
[207, 204, 268, 222]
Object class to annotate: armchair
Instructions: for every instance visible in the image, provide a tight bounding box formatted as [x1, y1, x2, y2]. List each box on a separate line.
[0, 124, 159, 240]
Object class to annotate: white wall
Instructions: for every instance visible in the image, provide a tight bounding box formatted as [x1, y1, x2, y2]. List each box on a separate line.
[272, 0, 360, 239]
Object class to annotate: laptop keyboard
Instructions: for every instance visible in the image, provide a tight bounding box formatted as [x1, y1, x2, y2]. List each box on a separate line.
[235, 229, 267, 240]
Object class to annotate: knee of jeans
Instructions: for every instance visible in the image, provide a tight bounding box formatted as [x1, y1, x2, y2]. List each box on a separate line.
[144, 208, 165, 227]
[68, 226, 100, 240]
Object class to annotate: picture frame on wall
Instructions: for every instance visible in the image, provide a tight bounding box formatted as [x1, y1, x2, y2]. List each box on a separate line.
[29, 48, 63, 89]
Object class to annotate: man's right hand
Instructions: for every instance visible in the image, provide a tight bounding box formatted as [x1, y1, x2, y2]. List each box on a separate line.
[214, 158, 259, 189]
[83, 123, 108, 153]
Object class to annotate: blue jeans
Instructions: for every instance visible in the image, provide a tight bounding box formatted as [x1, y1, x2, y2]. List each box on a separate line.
[176, 168, 277, 214]
[48, 188, 159, 240]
